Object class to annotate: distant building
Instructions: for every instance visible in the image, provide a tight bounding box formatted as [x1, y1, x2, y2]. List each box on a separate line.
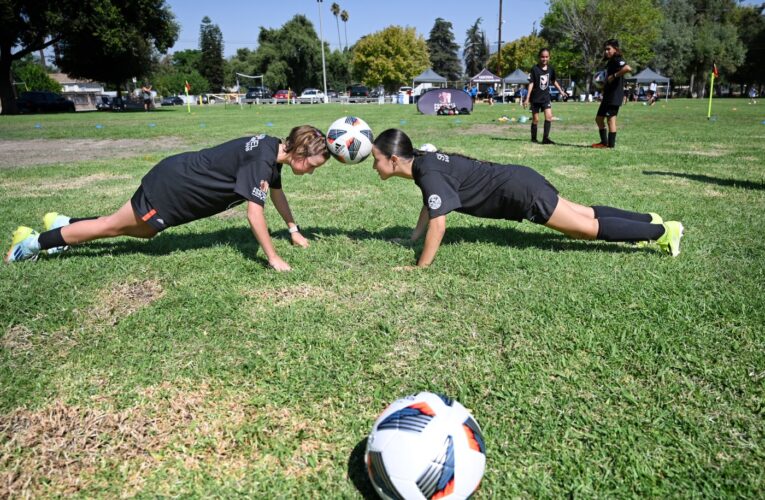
[49, 73, 104, 111]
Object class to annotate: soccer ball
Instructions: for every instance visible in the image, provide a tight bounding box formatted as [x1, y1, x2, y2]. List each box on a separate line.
[419, 143, 437, 152]
[326, 116, 374, 164]
[593, 70, 607, 90]
[365, 392, 486, 500]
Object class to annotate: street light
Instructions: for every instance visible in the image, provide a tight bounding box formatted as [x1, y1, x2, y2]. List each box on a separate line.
[317, 0, 329, 103]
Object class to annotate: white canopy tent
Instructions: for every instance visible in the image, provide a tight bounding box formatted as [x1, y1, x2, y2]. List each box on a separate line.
[627, 68, 670, 101]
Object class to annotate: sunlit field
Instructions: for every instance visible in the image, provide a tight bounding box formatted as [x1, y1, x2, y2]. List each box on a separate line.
[1, 98, 764, 497]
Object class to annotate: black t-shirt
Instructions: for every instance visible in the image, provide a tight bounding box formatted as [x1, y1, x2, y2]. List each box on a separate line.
[530, 64, 556, 103]
[413, 152, 531, 220]
[141, 135, 283, 226]
[602, 55, 626, 106]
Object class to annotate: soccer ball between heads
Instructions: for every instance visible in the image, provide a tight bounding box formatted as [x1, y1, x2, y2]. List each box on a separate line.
[593, 70, 607, 90]
[419, 143, 437, 152]
[326, 116, 374, 164]
[365, 391, 486, 500]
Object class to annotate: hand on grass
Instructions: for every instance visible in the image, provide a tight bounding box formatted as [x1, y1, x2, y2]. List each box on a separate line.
[290, 232, 309, 248]
[268, 256, 292, 272]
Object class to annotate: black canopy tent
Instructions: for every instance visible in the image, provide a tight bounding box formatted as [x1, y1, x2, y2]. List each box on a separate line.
[627, 67, 670, 101]
[413, 68, 448, 87]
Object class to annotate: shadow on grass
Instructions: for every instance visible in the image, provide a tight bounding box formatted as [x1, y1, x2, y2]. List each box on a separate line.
[347, 437, 377, 499]
[643, 170, 765, 191]
[62, 222, 646, 262]
[489, 136, 593, 148]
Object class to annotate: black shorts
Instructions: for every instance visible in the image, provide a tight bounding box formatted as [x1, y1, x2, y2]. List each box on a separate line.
[596, 102, 620, 117]
[530, 101, 552, 113]
[507, 166, 560, 224]
[131, 186, 168, 231]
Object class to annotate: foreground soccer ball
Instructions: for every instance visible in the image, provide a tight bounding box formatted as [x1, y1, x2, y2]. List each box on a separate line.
[365, 392, 486, 500]
[419, 143, 437, 152]
[326, 116, 374, 164]
[593, 70, 607, 90]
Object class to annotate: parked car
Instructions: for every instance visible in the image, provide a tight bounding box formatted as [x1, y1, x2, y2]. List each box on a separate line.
[273, 89, 295, 100]
[245, 86, 272, 101]
[161, 96, 184, 106]
[347, 85, 369, 98]
[16, 91, 76, 113]
[96, 95, 126, 111]
[298, 88, 325, 103]
[326, 89, 339, 99]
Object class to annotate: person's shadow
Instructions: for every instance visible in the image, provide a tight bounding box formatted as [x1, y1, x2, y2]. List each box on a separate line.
[643, 170, 765, 191]
[347, 438, 378, 498]
[489, 136, 592, 148]
[63, 221, 645, 263]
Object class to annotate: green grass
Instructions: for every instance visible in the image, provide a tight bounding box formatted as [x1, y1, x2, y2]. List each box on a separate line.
[1, 99, 764, 497]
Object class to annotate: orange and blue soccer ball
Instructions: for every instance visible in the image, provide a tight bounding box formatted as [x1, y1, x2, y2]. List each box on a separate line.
[326, 116, 374, 164]
[365, 391, 486, 500]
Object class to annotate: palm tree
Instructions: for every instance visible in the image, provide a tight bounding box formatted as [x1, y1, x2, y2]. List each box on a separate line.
[331, 3, 341, 51]
[464, 18, 489, 78]
[340, 10, 349, 50]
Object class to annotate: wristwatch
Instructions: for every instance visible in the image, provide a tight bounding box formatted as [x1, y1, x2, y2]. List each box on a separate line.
[288, 225, 301, 234]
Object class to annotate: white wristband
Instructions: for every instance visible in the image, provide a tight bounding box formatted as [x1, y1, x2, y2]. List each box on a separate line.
[288, 225, 301, 234]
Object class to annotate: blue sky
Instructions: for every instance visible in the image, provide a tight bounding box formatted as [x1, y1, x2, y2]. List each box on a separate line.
[165, 0, 549, 57]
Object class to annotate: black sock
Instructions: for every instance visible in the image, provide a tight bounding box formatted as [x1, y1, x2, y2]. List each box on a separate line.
[592, 206, 652, 222]
[596, 217, 664, 242]
[38, 227, 67, 250]
[531, 124, 538, 141]
[608, 131, 617, 148]
[543, 120, 551, 138]
[70, 216, 99, 224]
[599, 128, 607, 145]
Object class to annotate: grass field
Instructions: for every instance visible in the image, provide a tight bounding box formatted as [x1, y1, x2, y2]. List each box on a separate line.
[1, 98, 764, 497]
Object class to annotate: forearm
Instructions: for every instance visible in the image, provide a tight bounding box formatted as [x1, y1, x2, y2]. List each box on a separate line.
[247, 202, 278, 260]
[269, 189, 298, 230]
[411, 206, 429, 241]
[417, 216, 445, 267]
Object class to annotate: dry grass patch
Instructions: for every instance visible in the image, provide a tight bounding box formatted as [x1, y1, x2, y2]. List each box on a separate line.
[87, 279, 164, 327]
[552, 165, 589, 179]
[0, 382, 338, 497]
[244, 284, 335, 308]
[0, 173, 134, 197]
[0, 138, 188, 168]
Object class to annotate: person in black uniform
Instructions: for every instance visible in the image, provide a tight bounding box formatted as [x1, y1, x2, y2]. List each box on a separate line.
[593, 39, 631, 148]
[5, 125, 330, 272]
[524, 48, 566, 144]
[370, 129, 684, 267]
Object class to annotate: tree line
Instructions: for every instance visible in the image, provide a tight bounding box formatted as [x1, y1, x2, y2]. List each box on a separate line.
[2, 1, 762, 114]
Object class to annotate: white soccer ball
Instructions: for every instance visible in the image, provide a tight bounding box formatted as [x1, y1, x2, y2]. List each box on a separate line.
[419, 143, 437, 152]
[326, 116, 374, 164]
[593, 70, 607, 90]
[365, 392, 486, 500]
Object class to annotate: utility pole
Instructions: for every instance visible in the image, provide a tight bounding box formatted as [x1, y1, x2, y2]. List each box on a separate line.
[497, 0, 503, 77]
[317, 0, 329, 103]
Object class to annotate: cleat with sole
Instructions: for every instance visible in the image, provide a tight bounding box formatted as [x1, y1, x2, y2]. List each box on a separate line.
[656, 221, 684, 257]
[5, 226, 40, 263]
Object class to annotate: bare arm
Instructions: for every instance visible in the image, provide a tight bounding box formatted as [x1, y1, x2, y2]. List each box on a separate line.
[269, 188, 309, 248]
[417, 215, 446, 268]
[411, 206, 430, 241]
[525, 83, 534, 106]
[610, 64, 632, 81]
[247, 201, 290, 271]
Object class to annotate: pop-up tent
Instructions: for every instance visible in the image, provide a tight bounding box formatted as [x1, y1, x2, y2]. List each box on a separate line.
[470, 68, 501, 85]
[413, 68, 447, 86]
[503, 69, 530, 84]
[627, 67, 670, 101]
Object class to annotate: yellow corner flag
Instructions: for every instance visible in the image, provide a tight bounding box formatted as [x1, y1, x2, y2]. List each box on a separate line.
[707, 64, 718, 120]
[184, 81, 191, 113]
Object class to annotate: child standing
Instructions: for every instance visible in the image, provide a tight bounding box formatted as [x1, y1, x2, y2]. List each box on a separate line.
[524, 48, 567, 144]
[592, 39, 632, 149]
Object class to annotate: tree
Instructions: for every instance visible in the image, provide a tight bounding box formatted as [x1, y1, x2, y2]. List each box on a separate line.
[12, 56, 60, 93]
[730, 3, 764, 86]
[651, 0, 696, 83]
[427, 18, 462, 81]
[341, 10, 349, 50]
[464, 18, 489, 78]
[0, 1, 179, 114]
[326, 49, 352, 92]
[488, 34, 548, 77]
[541, 0, 662, 90]
[352, 26, 429, 92]
[199, 16, 224, 92]
[331, 3, 342, 50]
[251, 15, 324, 91]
